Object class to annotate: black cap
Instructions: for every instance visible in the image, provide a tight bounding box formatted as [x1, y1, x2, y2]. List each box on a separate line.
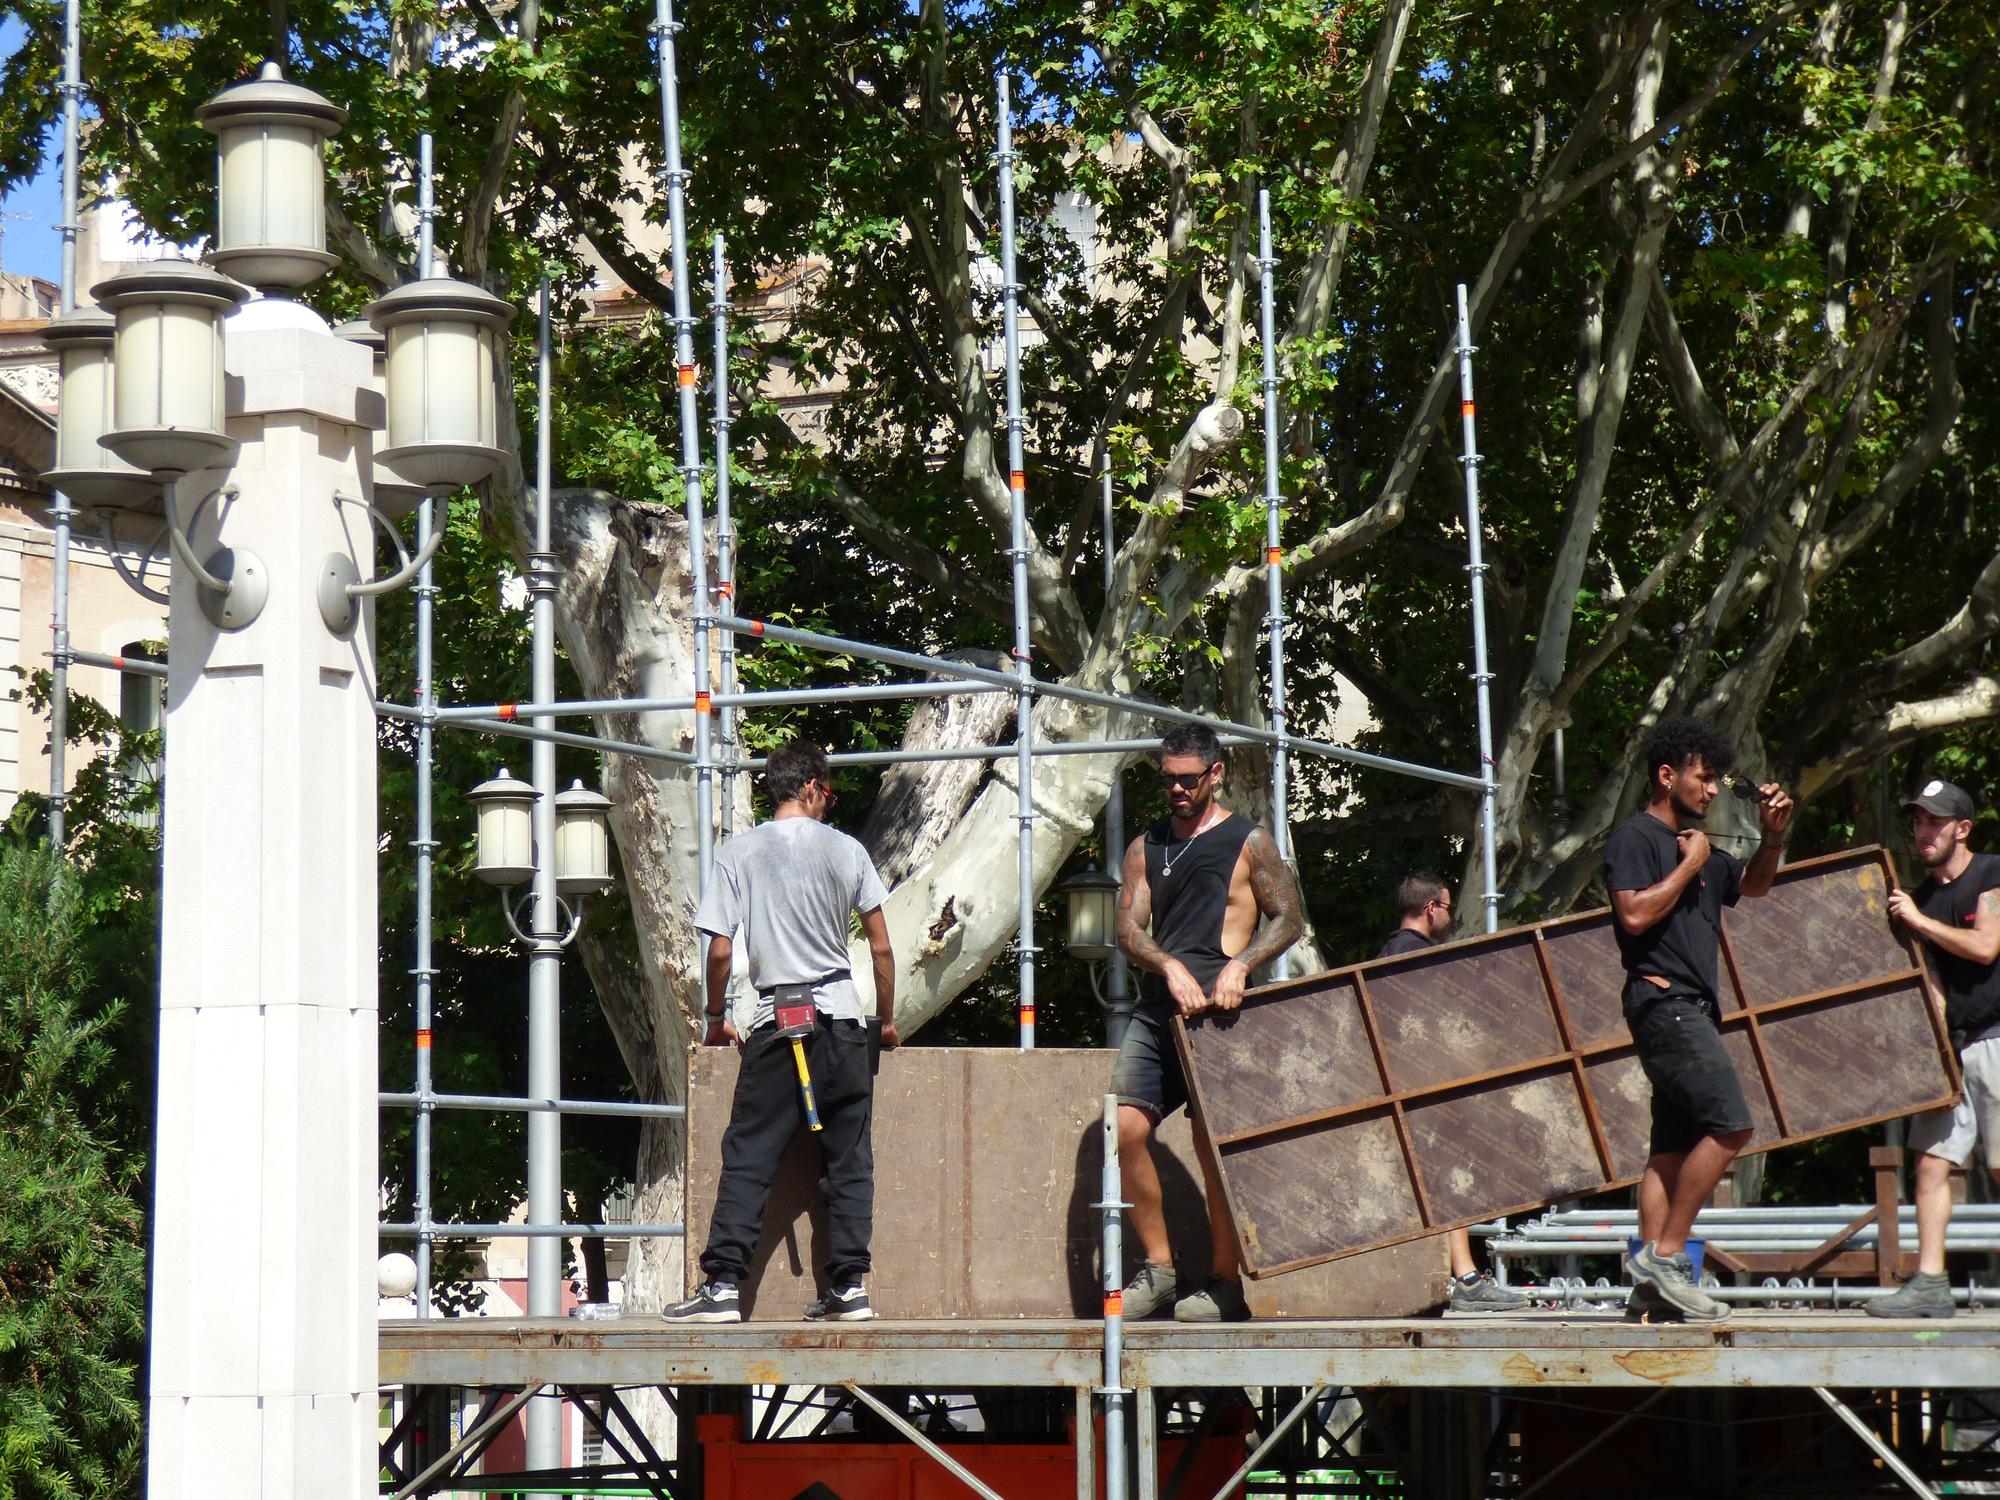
[1902, 779, 1977, 820]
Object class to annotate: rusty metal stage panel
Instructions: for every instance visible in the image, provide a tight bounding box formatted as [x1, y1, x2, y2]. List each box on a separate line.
[1178, 846, 1959, 1277]
[688, 1047, 1448, 1321]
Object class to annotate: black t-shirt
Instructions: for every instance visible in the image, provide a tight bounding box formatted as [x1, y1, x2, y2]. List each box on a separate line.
[1377, 927, 1434, 958]
[1603, 810, 1744, 1002]
[1912, 851, 2000, 1041]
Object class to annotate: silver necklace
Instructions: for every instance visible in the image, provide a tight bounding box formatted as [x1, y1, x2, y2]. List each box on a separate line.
[1161, 820, 1212, 878]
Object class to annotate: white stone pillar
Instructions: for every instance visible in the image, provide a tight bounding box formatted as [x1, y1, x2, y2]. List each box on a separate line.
[147, 297, 383, 1497]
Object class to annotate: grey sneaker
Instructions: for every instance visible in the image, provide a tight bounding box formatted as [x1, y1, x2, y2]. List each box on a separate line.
[661, 1280, 741, 1323]
[1121, 1261, 1178, 1320]
[1174, 1276, 1251, 1323]
[1448, 1272, 1529, 1314]
[805, 1282, 875, 1322]
[1625, 1280, 1672, 1321]
[1628, 1241, 1729, 1323]
[1866, 1272, 1954, 1319]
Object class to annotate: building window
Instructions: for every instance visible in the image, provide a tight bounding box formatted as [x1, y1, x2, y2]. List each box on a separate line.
[117, 642, 163, 827]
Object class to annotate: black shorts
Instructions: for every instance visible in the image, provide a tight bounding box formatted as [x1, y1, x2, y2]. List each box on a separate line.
[1625, 986, 1754, 1157]
[1110, 1006, 1188, 1120]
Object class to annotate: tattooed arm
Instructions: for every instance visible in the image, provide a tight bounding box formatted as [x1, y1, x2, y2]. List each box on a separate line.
[1210, 826, 1306, 1013]
[1891, 883, 2000, 967]
[1116, 832, 1207, 1013]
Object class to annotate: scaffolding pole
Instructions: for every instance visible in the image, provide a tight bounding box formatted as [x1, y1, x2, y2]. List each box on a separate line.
[523, 278, 563, 1486]
[996, 69, 1035, 1050]
[47, 0, 82, 849]
[1101, 452, 1130, 1047]
[1098, 1094, 1131, 1500]
[1455, 283, 1501, 934]
[410, 121, 439, 1316]
[712, 233, 738, 839]
[1257, 187, 1292, 977]
[653, 0, 714, 900]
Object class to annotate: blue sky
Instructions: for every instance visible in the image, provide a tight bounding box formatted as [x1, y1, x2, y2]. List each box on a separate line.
[1, 16, 66, 284]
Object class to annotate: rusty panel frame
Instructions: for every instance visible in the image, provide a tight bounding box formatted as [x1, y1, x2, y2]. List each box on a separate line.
[1175, 846, 1961, 1278]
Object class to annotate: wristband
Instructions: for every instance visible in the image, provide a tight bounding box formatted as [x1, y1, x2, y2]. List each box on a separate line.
[704, 1008, 726, 1019]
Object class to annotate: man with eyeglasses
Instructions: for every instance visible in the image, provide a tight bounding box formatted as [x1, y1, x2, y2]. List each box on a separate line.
[1112, 721, 1305, 1322]
[1377, 873, 1528, 1313]
[666, 740, 899, 1323]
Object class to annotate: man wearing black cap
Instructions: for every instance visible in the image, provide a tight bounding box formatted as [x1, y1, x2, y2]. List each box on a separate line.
[1868, 779, 2000, 1319]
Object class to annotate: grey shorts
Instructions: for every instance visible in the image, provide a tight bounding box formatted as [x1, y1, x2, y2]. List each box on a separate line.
[1910, 1037, 2000, 1168]
[1110, 1007, 1188, 1120]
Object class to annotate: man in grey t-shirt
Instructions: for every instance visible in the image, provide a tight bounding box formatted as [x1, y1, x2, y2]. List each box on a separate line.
[665, 741, 897, 1324]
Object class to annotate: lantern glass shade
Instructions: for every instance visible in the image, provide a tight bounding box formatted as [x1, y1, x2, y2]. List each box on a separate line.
[468, 769, 538, 887]
[333, 318, 426, 519]
[42, 308, 156, 510]
[196, 62, 346, 290]
[554, 781, 614, 896]
[364, 278, 512, 492]
[93, 259, 246, 476]
[1058, 867, 1122, 962]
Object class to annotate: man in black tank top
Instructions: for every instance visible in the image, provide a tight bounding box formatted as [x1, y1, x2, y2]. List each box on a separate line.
[1109, 722, 1304, 1323]
[1869, 781, 2000, 1319]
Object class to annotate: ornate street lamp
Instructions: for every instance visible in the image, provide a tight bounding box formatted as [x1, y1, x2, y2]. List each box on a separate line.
[364, 277, 511, 492]
[468, 769, 539, 887]
[1056, 865, 1122, 963]
[554, 781, 614, 897]
[94, 258, 245, 478]
[42, 306, 153, 509]
[195, 61, 347, 292]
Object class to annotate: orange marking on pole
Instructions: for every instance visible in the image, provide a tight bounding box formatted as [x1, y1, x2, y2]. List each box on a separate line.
[678, 365, 697, 387]
[751, 620, 765, 636]
[1460, 400, 1475, 418]
[416, 1029, 433, 1050]
[716, 581, 734, 599]
[1266, 547, 1282, 565]
[1105, 1291, 1124, 1317]
[498, 703, 518, 721]
[1010, 471, 1026, 492]
[112, 655, 126, 670]
[695, 691, 712, 714]
[1019, 1006, 1035, 1027]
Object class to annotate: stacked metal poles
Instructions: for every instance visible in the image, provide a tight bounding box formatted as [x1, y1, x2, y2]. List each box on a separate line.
[523, 279, 564, 1484]
[411, 125, 440, 1312]
[1256, 188, 1292, 974]
[47, 0, 82, 848]
[711, 234, 737, 839]
[1101, 454, 1130, 1048]
[1454, 284, 1501, 934]
[995, 70, 1036, 1049]
[653, 0, 715, 901]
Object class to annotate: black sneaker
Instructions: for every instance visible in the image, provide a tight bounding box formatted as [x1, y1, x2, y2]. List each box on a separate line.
[662, 1280, 741, 1323]
[1174, 1276, 1251, 1323]
[805, 1282, 876, 1322]
[1448, 1272, 1530, 1313]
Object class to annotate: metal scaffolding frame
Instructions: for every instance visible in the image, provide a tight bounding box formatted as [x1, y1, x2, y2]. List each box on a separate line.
[40, 17, 1533, 1497]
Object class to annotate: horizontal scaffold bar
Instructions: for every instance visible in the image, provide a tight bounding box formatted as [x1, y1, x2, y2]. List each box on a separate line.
[375, 701, 697, 766]
[380, 1222, 685, 1240]
[379, 1090, 685, 1120]
[428, 678, 1009, 722]
[63, 647, 169, 678]
[715, 614, 1493, 793]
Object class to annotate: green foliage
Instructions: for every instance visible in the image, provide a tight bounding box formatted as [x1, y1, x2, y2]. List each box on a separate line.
[0, 847, 146, 1499]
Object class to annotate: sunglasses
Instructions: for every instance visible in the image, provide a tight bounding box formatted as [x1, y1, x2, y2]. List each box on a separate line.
[1158, 770, 1211, 791]
[814, 779, 839, 808]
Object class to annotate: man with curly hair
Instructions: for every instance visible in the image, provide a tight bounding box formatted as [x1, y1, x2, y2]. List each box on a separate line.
[1603, 715, 1793, 1322]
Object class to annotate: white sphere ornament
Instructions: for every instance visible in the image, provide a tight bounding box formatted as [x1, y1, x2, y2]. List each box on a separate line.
[377, 1252, 419, 1300]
